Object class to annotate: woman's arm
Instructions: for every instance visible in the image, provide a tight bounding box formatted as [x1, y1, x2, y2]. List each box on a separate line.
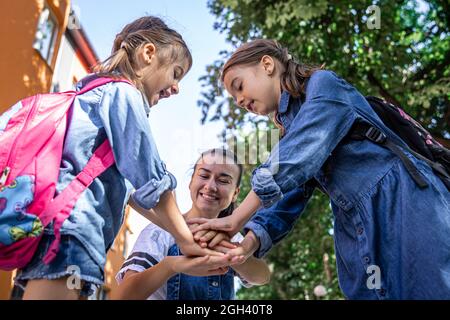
[111, 257, 175, 300]
[232, 256, 271, 286]
[112, 255, 234, 300]
[230, 232, 271, 285]
[211, 231, 270, 285]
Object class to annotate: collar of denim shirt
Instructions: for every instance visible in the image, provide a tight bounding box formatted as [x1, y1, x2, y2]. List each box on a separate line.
[278, 90, 291, 114]
[140, 91, 151, 116]
[78, 73, 151, 117]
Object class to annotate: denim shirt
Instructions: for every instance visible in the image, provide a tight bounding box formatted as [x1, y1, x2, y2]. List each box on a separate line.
[245, 70, 450, 299]
[51, 75, 177, 269]
[166, 244, 236, 300]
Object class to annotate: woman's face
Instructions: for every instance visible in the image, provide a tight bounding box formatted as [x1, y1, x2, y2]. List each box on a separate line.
[223, 56, 282, 115]
[189, 153, 240, 218]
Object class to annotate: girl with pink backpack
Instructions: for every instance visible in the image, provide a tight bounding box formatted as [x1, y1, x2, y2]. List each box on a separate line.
[0, 16, 223, 299]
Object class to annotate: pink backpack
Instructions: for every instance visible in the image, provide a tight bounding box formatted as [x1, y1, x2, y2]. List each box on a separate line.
[0, 77, 132, 270]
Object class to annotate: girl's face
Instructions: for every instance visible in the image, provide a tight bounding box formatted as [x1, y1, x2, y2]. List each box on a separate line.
[223, 56, 282, 115]
[137, 44, 189, 106]
[189, 153, 240, 219]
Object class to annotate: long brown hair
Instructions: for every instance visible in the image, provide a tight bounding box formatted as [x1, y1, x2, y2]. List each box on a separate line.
[221, 39, 323, 136]
[192, 148, 243, 218]
[94, 16, 192, 93]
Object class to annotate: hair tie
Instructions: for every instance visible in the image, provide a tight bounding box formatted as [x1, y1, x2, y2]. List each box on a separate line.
[287, 53, 293, 61]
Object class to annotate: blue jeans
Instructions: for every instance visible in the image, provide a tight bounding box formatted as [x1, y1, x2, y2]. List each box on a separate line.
[15, 233, 104, 298]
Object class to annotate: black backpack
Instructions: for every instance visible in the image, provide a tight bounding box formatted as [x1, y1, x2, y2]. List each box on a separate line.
[349, 96, 450, 191]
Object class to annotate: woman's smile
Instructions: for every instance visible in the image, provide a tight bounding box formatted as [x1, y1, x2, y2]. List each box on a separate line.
[198, 191, 220, 202]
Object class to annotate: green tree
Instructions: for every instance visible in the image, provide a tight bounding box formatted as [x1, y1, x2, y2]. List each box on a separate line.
[199, 0, 449, 299]
[200, 0, 449, 142]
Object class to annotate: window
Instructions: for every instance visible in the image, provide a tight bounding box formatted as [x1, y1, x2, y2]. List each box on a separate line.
[33, 4, 58, 65]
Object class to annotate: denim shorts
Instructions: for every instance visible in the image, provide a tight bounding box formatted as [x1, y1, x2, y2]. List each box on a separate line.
[15, 233, 104, 298]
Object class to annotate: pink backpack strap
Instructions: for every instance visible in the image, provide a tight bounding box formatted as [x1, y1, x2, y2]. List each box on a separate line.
[76, 77, 133, 95]
[41, 139, 115, 264]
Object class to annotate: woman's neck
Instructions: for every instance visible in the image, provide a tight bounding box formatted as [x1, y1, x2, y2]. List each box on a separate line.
[184, 206, 219, 220]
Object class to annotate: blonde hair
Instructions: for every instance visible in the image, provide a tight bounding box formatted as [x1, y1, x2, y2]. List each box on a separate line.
[94, 16, 192, 93]
[221, 39, 323, 136]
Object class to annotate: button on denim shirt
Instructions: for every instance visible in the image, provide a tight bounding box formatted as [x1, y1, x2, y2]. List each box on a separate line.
[245, 70, 450, 299]
[53, 75, 176, 270]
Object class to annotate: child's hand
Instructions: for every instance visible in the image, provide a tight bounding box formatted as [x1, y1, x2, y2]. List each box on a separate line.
[212, 230, 260, 264]
[167, 255, 231, 277]
[211, 243, 248, 265]
[200, 231, 237, 249]
[187, 215, 240, 236]
[189, 223, 238, 250]
[177, 238, 224, 257]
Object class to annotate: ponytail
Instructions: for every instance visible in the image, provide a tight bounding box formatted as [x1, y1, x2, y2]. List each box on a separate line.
[94, 16, 192, 93]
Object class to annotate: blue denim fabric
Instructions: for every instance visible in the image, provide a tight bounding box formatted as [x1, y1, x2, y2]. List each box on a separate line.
[246, 70, 450, 299]
[46, 74, 176, 272]
[244, 182, 315, 258]
[15, 232, 103, 297]
[166, 244, 236, 300]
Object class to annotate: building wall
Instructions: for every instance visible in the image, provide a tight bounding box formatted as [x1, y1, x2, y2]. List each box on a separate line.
[0, 0, 132, 300]
[0, 271, 14, 300]
[0, 0, 70, 299]
[0, 0, 70, 112]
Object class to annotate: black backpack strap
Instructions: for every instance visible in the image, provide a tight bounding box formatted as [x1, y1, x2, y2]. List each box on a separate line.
[350, 122, 429, 189]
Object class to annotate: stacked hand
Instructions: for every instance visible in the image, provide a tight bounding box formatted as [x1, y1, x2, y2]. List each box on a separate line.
[186, 216, 256, 265]
[171, 215, 260, 278]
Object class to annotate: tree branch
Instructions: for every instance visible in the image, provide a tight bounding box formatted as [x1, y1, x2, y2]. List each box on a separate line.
[366, 73, 402, 106]
[411, 49, 450, 82]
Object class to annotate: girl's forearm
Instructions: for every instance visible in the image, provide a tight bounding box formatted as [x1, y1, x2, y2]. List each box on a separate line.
[130, 191, 193, 245]
[233, 190, 262, 229]
[112, 257, 175, 300]
[129, 197, 164, 229]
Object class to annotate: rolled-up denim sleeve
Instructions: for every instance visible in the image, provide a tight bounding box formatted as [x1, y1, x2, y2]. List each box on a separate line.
[244, 182, 314, 258]
[252, 70, 358, 208]
[97, 82, 177, 210]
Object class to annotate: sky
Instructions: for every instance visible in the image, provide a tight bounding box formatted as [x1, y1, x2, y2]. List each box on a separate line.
[70, 0, 233, 250]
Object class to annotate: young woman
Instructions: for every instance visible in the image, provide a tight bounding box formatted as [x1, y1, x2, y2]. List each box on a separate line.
[113, 149, 270, 299]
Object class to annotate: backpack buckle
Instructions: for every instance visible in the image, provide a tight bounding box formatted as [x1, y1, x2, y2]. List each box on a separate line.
[365, 127, 386, 144]
[0, 167, 11, 186]
[76, 171, 93, 187]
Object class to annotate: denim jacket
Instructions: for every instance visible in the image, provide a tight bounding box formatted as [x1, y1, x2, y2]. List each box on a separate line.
[245, 70, 450, 299]
[52, 75, 176, 269]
